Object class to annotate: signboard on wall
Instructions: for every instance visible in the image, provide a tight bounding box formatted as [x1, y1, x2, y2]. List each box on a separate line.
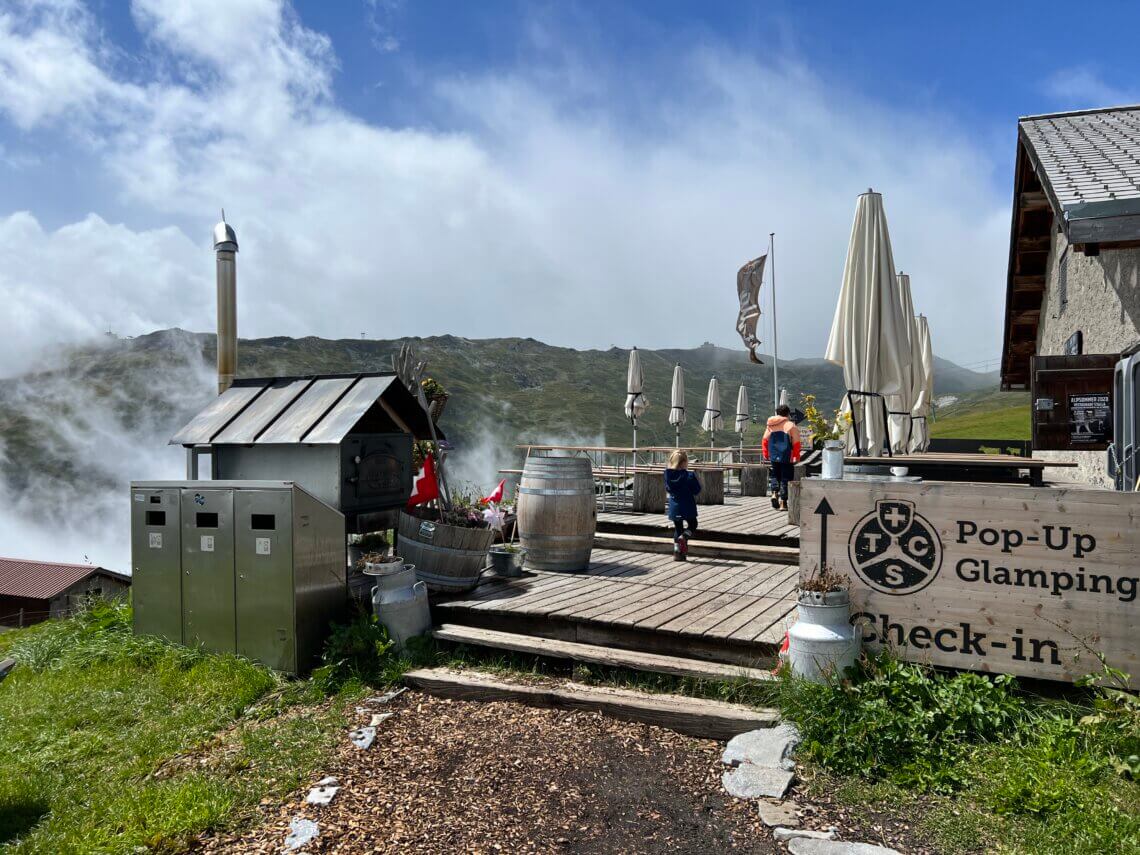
[1069, 393, 1110, 444]
[798, 479, 1138, 682]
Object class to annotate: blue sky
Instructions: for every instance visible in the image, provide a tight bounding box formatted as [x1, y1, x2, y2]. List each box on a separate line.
[1, 0, 1138, 374]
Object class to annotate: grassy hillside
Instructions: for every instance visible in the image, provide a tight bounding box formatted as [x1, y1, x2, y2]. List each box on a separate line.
[930, 390, 1030, 441]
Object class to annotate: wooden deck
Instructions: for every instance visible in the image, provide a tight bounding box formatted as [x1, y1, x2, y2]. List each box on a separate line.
[434, 548, 797, 667]
[596, 493, 800, 546]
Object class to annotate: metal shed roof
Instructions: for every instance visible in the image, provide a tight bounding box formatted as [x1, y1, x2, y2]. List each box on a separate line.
[170, 372, 438, 446]
[0, 559, 129, 600]
[1020, 105, 1140, 243]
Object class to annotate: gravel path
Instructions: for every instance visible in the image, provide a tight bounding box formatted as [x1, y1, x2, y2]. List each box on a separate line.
[201, 690, 775, 854]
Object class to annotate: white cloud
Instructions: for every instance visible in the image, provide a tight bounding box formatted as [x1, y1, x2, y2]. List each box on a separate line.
[1045, 67, 1137, 110]
[0, 0, 1010, 381]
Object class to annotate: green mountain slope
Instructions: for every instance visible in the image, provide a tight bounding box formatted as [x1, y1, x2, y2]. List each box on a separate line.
[930, 390, 1031, 441]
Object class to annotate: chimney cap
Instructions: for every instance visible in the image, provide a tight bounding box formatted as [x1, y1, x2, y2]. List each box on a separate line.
[213, 221, 238, 251]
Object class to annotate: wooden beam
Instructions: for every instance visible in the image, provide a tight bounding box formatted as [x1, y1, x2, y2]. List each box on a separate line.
[1011, 309, 1041, 325]
[1011, 275, 1045, 290]
[1017, 235, 1052, 252]
[1019, 190, 1050, 211]
[593, 533, 798, 565]
[432, 624, 776, 683]
[402, 667, 779, 739]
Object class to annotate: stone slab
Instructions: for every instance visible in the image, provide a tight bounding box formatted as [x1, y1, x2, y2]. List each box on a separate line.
[722, 723, 801, 771]
[757, 799, 801, 827]
[774, 827, 836, 842]
[721, 764, 794, 800]
[787, 839, 902, 855]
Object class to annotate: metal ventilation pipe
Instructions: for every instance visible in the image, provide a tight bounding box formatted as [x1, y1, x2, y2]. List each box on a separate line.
[213, 219, 238, 395]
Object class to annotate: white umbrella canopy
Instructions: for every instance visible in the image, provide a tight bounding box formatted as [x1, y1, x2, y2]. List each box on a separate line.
[909, 315, 934, 452]
[734, 384, 750, 434]
[825, 190, 912, 455]
[701, 377, 724, 441]
[624, 347, 647, 448]
[668, 364, 686, 445]
[887, 273, 920, 454]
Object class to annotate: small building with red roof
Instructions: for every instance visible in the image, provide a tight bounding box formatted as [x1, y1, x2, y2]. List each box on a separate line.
[0, 558, 130, 628]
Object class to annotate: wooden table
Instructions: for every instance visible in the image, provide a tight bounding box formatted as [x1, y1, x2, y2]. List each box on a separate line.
[843, 452, 1077, 487]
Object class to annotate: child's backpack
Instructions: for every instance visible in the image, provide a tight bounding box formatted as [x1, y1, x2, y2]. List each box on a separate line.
[769, 430, 792, 464]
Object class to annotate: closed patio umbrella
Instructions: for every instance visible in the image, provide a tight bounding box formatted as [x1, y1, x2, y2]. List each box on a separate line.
[887, 272, 920, 454]
[825, 190, 912, 455]
[701, 377, 723, 448]
[624, 347, 648, 451]
[909, 315, 934, 452]
[734, 383, 750, 458]
[668, 364, 686, 447]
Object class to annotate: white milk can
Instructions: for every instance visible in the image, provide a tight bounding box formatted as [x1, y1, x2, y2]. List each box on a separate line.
[821, 440, 845, 480]
[788, 589, 860, 682]
[368, 563, 431, 648]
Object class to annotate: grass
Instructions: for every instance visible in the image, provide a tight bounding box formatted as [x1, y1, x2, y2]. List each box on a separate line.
[0, 603, 365, 853]
[931, 390, 1031, 441]
[779, 652, 1140, 854]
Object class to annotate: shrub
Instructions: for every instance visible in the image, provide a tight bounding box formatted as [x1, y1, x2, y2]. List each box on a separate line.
[311, 610, 398, 691]
[778, 651, 1025, 791]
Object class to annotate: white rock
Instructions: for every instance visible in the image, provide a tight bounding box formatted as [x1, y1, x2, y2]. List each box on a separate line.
[369, 712, 394, 727]
[349, 726, 376, 749]
[774, 827, 836, 842]
[284, 817, 319, 850]
[722, 723, 801, 771]
[366, 687, 406, 705]
[787, 839, 902, 855]
[721, 764, 794, 799]
[305, 783, 340, 806]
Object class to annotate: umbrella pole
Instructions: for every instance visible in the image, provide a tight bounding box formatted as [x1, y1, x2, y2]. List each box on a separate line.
[675, 426, 681, 448]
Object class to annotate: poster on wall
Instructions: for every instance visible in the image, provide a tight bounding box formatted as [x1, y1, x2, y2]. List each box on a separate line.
[798, 479, 1138, 683]
[1069, 393, 1111, 444]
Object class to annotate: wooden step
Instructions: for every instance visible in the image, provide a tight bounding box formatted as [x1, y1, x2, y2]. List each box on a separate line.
[434, 624, 775, 683]
[594, 532, 798, 564]
[403, 667, 778, 740]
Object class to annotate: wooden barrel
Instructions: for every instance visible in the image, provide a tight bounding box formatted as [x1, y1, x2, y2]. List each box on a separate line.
[695, 470, 725, 505]
[518, 456, 596, 572]
[398, 512, 494, 593]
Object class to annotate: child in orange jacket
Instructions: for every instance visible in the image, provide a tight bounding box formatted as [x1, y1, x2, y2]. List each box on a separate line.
[761, 404, 802, 511]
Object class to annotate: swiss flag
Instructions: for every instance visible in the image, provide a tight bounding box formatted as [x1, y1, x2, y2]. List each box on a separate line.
[407, 454, 440, 508]
[481, 479, 506, 505]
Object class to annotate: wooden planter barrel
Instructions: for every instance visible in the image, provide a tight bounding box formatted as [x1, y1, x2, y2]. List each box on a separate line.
[695, 470, 725, 505]
[632, 471, 667, 513]
[518, 456, 596, 572]
[398, 512, 494, 593]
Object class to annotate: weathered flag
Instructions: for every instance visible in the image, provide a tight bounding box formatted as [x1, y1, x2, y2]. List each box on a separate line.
[736, 255, 767, 364]
[407, 453, 440, 508]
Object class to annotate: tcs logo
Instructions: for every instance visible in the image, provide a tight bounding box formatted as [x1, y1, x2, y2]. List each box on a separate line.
[848, 500, 943, 595]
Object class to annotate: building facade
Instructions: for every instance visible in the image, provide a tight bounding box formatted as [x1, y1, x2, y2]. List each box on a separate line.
[1000, 107, 1140, 486]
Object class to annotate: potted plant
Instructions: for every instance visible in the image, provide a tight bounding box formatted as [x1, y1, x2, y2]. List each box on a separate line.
[400, 484, 497, 593]
[787, 565, 860, 682]
[801, 394, 853, 480]
[481, 494, 526, 577]
[421, 376, 449, 423]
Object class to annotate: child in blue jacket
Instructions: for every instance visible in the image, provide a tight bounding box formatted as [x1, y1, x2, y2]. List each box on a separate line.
[664, 450, 701, 561]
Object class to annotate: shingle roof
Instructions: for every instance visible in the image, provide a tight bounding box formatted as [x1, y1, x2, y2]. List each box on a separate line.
[0, 558, 129, 600]
[1020, 105, 1140, 242]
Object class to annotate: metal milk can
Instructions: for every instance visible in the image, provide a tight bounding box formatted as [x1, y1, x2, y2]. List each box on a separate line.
[366, 562, 431, 648]
[788, 589, 860, 682]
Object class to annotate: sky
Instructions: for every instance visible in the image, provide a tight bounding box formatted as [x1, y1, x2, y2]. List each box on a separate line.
[2, 0, 1139, 375]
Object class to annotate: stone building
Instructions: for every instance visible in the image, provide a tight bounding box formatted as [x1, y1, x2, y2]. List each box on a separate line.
[1000, 106, 1140, 486]
[0, 557, 130, 627]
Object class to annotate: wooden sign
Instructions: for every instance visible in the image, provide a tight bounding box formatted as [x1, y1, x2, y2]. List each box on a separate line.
[798, 479, 1139, 682]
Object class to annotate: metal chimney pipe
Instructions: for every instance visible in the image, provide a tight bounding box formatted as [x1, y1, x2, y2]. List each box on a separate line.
[213, 219, 238, 395]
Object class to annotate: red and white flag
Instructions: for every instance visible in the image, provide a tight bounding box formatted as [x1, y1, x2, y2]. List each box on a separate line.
[407, 454, 440, 508]
[481, 479, 506, 505]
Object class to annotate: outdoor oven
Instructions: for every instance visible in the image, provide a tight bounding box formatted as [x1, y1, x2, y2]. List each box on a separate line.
[170, 372, 438, 532]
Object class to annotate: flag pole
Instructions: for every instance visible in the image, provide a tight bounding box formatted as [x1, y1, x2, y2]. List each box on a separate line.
[770, 232, 779, 412]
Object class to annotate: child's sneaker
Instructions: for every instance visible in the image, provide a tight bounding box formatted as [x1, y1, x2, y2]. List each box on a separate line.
[673, 541, 685, 561]
[770, 495, 780, 509]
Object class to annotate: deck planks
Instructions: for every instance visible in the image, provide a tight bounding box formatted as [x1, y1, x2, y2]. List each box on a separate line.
[435, 546, 796, 655]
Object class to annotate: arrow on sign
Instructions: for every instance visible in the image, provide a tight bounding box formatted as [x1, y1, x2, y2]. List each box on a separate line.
[814, 498, 835, 567]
